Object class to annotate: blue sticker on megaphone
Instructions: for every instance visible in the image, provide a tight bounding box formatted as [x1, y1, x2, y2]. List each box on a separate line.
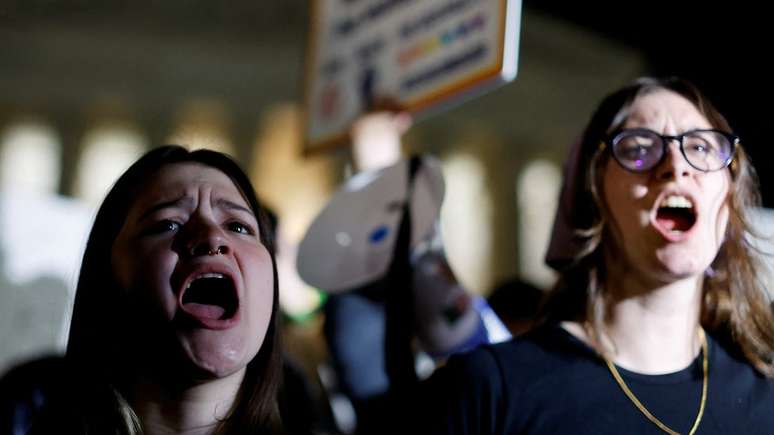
[368, 225, 390, 244]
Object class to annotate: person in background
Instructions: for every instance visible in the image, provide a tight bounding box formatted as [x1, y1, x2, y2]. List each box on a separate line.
[321, 101, 413, 435]
[321, 99, 510, 435]
[0, 356, 69, 435]
[421, 77, 774, 434]
[486, 278, 545, 336]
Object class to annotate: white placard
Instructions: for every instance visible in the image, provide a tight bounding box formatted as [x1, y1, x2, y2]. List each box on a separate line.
[304, 0, 521, 152]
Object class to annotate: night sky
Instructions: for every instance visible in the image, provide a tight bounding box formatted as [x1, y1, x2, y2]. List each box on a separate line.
[530, 0, 772, 205]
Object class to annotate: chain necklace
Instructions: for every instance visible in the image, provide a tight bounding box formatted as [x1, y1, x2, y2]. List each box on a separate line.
[605, 328, 708, 435]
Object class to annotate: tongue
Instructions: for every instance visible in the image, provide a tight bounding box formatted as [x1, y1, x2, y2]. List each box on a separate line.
[656, 209, 694, 232]
[181, 277, 235, 320]
[182, 302, 226, 320]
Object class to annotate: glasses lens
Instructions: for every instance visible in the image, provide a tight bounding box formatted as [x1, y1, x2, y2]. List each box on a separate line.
[612, 130, 662, 171]
[682, 131, 733, 171]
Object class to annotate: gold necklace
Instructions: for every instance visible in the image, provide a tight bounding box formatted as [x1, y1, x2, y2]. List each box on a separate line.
[604, 328, 708, 435]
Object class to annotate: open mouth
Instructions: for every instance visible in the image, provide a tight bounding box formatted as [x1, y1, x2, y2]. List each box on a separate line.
[654, 194, 697, 234]
[180, 273, 239, 321]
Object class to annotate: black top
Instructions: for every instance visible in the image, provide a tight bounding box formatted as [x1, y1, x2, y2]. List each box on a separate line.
[421, 324, 774, 435]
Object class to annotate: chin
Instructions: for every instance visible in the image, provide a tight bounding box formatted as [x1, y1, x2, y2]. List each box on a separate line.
[179, 331, 260, 380]
[652, 248, 710, 281]
[189, 359, 247, 380]
[189, 351, 247, 379]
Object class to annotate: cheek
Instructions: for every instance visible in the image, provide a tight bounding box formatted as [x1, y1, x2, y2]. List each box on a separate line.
[112, 241, 179, 318]
[242, 246, 275, 342]
[715, 205, 730, 247]
[248, 254, 274, 308]
[603, 166, 650, 233]
[704, 174, 731, 227]
[115, 244, 167, 285]
[709, 187, 731, 246]
[111, 241, 133, 291]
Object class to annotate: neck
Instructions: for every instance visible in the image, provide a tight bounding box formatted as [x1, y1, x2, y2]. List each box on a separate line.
[600, 262, 704, 374]
[130, 368, 245, 435]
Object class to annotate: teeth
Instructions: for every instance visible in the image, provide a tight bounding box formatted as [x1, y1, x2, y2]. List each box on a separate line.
[197, 273, 225, 279]
[186, 273, 225, 289]
[661, 195, 693, 209]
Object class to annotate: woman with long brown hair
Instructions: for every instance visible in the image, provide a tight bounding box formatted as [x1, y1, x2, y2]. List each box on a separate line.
[423, 77, 774, 434]
[36, 146, 284, 434]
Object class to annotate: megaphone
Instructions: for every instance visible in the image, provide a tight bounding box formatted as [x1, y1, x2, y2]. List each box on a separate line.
[297, 155, 510, 357]
[297, 155, 445, 292]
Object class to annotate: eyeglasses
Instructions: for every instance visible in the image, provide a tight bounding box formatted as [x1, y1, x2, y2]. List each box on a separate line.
[606, 128, 739, 173]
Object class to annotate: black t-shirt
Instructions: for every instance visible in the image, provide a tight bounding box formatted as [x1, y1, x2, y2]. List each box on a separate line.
[420, 324, 774, 434]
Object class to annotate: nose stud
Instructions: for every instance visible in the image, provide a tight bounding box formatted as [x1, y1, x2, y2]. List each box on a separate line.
[190, 244, 225, 256]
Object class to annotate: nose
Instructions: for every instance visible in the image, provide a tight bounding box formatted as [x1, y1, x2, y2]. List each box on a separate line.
[181, 217, 230, 258]
[653, 141, 692, 181]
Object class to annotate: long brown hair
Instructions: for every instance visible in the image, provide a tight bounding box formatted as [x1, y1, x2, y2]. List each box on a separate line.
[545, 77, 774, 375]
[64, 146, 283, 433]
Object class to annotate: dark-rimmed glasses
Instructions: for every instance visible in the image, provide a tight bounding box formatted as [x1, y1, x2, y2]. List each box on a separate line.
[606, 128, 738, 173]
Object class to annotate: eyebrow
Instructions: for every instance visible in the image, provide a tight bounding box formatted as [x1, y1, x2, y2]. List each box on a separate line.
[136, 195, 255, 221]
[215, 198, 255, 217]
[138, 196, 195, 221]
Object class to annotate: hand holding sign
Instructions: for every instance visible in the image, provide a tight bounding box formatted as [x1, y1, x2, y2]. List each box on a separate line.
[351, 109, 412, 172]
[304, 0, 522, 153]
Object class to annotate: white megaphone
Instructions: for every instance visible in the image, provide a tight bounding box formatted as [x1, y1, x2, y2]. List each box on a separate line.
[296, 155, 510, 357]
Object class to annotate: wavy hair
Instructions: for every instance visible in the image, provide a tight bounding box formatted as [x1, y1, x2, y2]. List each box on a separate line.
[544, 77, 774, 375]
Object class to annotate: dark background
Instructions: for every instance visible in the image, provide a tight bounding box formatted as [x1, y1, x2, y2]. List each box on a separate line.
[0, 0, 768, 202]
[531, 0, 771, 204]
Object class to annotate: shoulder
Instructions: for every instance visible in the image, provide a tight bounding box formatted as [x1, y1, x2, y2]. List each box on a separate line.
[435, 323, 598, 398]
[0, 356, 76, 433]
[418, 324, 600, 434]
[452, 323, 594, 372]
[707, 329, 772, 378]
[708, 330, 774, 387]
[694, 331, 774, 433]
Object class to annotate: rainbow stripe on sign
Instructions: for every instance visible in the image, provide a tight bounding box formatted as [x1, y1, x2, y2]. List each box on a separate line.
[397, 12, 487, 68]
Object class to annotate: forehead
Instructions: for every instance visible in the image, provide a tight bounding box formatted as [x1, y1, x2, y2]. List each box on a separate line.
[133, 162, 248, 206]
[624, 89, 712, 130]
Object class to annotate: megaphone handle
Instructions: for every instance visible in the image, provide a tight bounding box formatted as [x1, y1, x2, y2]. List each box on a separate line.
[384, 156, 423, 391]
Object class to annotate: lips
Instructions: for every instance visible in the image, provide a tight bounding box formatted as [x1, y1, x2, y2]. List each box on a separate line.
[176, 265, 240, 329]
[651, 192, 698, 240]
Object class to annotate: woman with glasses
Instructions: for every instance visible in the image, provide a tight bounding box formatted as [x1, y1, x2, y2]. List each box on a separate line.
[421, 77, 774, 434]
